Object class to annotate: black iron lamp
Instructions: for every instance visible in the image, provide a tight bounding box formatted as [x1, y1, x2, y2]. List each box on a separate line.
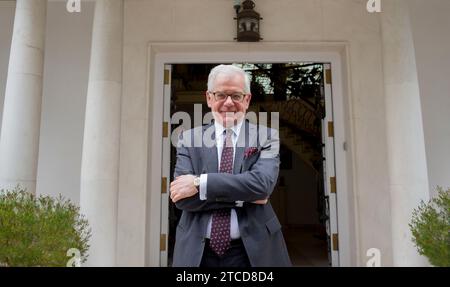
[234, 0, 262, 42]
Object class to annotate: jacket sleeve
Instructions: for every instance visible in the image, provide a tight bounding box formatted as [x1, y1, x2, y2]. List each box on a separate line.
[206, 128, 280, 203]
[173, 130, 237, 212]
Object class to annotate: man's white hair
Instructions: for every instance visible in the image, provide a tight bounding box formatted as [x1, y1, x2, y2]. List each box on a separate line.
[207, 64, 251, 94]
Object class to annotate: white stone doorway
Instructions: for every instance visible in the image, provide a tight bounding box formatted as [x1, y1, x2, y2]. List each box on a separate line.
[146, 43, 352, 267]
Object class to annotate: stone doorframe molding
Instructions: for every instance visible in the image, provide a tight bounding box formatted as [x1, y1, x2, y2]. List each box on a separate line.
[145, 42, 355, 267]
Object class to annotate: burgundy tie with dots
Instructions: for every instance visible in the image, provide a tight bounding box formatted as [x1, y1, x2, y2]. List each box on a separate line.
[209, 129, 233, 256]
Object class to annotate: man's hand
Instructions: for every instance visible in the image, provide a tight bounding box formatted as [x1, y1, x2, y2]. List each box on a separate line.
[170, 175, 198, 203]
[252, 199, 268, 205]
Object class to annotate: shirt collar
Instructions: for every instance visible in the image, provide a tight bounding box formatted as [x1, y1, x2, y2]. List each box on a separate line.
[214, 119, 244, 139]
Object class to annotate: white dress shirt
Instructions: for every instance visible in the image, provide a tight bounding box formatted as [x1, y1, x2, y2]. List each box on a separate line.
[199, 120, 244, 239]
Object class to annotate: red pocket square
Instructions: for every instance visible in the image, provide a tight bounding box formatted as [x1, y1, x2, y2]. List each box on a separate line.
[244, 147, 259, 159]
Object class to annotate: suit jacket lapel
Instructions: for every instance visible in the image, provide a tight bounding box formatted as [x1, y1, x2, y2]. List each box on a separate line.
[202, 120, 257, 174]
[234, 148, 245, 174]
[202, 124, 218, 173]
[233, 120, 257, 174]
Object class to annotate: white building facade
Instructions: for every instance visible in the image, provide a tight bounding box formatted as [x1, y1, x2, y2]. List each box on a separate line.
[0, 0, 449, 267]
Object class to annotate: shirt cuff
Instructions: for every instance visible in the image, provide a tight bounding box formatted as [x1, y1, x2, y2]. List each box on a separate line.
[235, 201, 244, 207]
[199, 174, 207, 200]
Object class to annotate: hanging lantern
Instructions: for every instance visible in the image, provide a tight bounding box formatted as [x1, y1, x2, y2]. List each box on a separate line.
[234, 0, 262, 42]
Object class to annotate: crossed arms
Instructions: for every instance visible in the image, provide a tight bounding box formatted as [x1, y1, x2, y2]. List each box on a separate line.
[169, 129, 280, 212]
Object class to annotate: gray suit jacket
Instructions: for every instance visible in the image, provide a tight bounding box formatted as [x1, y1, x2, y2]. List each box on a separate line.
[172, 120, 292, 267]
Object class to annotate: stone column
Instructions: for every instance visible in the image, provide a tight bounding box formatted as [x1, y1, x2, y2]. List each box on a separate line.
[381, 0, 430, 266]
[80, 0, 123, 266]
[0, 0, 47, 194]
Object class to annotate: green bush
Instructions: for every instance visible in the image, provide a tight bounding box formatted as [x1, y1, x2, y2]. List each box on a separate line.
[0, 186, 91, 267]
[409, 186, 450, 267]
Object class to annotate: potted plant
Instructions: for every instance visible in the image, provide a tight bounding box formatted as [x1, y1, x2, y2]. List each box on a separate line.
[0, 186, 91, 267]
[409, 186, 450, 267]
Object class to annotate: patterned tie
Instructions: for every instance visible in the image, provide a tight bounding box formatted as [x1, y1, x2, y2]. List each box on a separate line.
[209, 129, 233, 256]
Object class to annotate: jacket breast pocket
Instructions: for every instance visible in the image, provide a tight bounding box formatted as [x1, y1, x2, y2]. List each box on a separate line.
[242, 152, 260, 171]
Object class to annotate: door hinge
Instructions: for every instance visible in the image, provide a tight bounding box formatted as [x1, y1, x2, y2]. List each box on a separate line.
[164, 69, 170, 85]
[161, 177, 167, 194]
[332, 233, 339, 251]
[325, 69, 331, 85]
[325, 68, 332, 84]
[330, 176, 336, 193]
[328, 121, 334, 137]
[160, 234, 167, 251]
[162, 122, 169, 138]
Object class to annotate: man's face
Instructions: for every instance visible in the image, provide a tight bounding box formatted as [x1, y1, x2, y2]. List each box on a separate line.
[206, 73, 252, 128]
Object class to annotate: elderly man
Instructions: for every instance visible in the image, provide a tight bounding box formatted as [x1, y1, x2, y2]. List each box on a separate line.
[170, 64, 291, 267]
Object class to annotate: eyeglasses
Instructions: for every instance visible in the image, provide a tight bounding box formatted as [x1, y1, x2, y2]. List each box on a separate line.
[209, 91, 247, 102]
